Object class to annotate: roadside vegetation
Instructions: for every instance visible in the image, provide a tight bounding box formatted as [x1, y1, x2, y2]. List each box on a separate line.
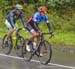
[0, 0, 75, 46]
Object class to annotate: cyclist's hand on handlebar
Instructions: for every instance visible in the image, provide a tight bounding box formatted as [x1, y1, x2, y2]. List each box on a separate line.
[50, 31, 54, 37]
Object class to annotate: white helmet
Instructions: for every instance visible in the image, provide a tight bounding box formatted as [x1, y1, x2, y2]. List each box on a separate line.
[15, 4, 23, 10]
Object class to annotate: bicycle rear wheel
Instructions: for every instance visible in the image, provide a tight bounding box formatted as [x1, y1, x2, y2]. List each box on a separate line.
[38, 40, 52, 65]
[22, 39, 33, 61]
[2, 35, 13, 55]
[15, 36, 24, 57]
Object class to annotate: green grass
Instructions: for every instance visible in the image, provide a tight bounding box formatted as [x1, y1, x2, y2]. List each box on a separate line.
[50, 31, 75, 46]
[0, 28, 75, 47]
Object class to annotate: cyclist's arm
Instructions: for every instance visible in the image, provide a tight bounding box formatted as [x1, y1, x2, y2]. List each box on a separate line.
[45, 16, 53, 33]
[20, 12, 29, 29]
[20, 12, 34, 32]
[20, 12, 26, 26]
[46, 21, 53, 32]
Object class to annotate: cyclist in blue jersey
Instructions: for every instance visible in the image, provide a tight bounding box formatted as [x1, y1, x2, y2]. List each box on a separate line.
[5, 4, 28, 37]
[26, 6, 54, 51]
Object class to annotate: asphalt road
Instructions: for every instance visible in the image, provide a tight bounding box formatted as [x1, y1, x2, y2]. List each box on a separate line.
[0, 40, 75, 69]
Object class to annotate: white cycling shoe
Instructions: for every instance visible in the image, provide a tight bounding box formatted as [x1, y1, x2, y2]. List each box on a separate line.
[26, 45, 31, 52]
[26, 42, 37, 52]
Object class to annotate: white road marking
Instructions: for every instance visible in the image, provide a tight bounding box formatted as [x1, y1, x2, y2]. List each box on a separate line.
[0, 53, 75, 69]
[48, 63, 75, 69]
[37, 65, 57, 68]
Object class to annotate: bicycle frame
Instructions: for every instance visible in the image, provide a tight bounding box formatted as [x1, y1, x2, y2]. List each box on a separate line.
[2, 27, 24, 55]
[34, 33, 53, 46]
[12, 28, 22, 47]
[26, 32, 53, 62]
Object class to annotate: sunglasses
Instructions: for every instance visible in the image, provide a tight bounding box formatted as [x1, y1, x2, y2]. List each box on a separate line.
[41, 11, 46, 14]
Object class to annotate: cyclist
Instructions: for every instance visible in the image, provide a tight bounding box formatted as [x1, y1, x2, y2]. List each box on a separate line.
[26, 6, 54, 51]
[5, 4, 27, 38]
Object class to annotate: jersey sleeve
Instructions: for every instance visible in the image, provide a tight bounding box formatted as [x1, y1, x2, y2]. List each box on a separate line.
[45, 16, 53, 32]
[20, 12, 25, 24]
[20, 12, 28, 28]
[20, 11, 33, 31]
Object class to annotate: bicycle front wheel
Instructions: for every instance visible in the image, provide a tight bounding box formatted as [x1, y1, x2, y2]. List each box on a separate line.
[22, 39, 33, 61]
[2, 35, 13, 55]
[38, 40, 52, 65]
[15, 36, 24, 57]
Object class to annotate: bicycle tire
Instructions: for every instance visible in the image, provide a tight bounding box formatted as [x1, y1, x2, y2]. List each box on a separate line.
[38, 40, 52, 65]
[15, 36, 24, 57]
[22, 39, 33, 61]
[2, 35, 13, 55]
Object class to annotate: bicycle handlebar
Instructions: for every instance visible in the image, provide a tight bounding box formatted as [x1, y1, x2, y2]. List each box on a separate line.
[16, 28, 54, 38]
[41, 32, 54, 39]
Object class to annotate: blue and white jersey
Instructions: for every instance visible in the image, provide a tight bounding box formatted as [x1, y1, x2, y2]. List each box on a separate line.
[33, 12, 49, 23]
[6, 9, 25, 28]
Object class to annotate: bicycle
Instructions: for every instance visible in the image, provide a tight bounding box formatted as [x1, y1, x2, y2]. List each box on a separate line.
[22, 32, 53, 65]
[2, 28, 24, 56]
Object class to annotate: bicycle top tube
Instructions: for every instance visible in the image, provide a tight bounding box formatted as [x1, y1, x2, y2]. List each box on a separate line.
[42, 32, 51, 34]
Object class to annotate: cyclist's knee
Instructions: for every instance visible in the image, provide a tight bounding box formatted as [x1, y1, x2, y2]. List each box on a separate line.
[31, 31, 37, 37]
